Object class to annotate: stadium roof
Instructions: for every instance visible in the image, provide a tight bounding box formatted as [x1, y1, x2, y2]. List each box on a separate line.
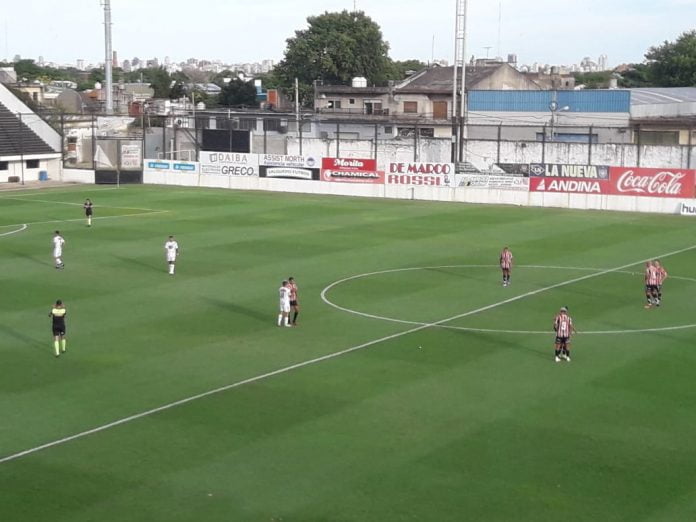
[0, 100, 56, 157]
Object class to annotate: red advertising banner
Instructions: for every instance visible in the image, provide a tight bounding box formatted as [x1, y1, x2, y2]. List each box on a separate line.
[608, 167, 696, 198]
[529, 177, 611, 194]
[321, 157, 383, 184]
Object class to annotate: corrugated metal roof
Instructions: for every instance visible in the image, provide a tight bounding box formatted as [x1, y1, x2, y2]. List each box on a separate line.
[468, 90, 631, 113]
[629, 87, 696, 105]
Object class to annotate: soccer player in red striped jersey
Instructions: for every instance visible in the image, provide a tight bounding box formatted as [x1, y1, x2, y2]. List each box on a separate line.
[553, 307, 576, 362]
[288, 276, 300, 326]
[654, 260, 668, 307]
[644, 261, 661, 308]
[499, 246, 513, 287]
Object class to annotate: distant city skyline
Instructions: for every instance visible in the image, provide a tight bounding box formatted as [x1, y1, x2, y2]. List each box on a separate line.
[2, 0, 695, 68]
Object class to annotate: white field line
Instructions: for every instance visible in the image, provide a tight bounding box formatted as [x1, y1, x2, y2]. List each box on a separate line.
[2, 244, 696, 465]
[0, 210, 169, 229]
[0, 224, 28, 237]
[0, 186, 123, 196]
[320, 265, 696, 335]
[0, 196, 162, 212]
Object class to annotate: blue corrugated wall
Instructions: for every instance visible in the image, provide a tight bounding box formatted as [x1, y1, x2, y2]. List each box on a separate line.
[468, 90, 631, 113]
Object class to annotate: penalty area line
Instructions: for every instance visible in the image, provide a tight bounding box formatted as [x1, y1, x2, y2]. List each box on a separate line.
[2, 243, 696, 465]
[0, 224, 28, 237]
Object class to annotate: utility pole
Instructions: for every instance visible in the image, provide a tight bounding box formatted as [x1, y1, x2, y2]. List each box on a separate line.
[103, 0, 114, 115]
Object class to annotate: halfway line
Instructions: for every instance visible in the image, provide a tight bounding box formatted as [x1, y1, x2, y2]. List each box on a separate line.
[2, 243, 696, 465]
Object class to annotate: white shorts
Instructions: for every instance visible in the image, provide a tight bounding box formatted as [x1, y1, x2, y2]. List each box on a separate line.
[53, 249, 62, 258]
[166, 253, 177, 262]
[279, 300, 290, 313]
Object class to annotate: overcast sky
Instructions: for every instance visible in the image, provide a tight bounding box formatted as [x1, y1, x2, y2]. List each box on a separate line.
[2, 0, 695, 67]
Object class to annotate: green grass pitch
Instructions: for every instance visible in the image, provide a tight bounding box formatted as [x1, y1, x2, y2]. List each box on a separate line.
[1, 184, 696, 521]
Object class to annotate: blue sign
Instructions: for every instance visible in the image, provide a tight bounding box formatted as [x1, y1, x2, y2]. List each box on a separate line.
[174, 163, 196, 171]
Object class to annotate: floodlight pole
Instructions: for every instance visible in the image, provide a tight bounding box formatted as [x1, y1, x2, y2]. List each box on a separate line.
[103, 0, 114, 115]
[452, 0, 468, 164]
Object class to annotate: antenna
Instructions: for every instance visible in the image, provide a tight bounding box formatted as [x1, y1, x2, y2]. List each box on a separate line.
[4, 21, 8, 62]
[102, 0, 114, 114]
[431, 34, 435, 64]
[483, 46, 492, 58]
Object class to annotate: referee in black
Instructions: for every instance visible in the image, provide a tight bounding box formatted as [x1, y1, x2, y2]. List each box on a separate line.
[84, 198, 93, 227]
[49, 300, 67, 357]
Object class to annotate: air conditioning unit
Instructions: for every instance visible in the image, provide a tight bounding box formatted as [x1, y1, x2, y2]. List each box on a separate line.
[320, 131, 330, 139]
[278, 125, 288, 134]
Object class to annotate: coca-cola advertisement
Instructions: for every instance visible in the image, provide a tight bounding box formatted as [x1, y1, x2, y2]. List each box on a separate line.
[321, 157, 384, 184]
[608, 167, 696, 198]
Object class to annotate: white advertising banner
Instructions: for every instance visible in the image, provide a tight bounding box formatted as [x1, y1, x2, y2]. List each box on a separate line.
[199, 151, 260, 176]
[386, 162, 454, 186]
[680, 202, 696, 216]
[456, 174, 529, 190]
[120, 144, 142, 169]
[260, 154, 319, 169]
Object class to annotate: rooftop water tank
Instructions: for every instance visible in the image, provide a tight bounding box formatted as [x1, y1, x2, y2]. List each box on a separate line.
[351, 77, 368, 88]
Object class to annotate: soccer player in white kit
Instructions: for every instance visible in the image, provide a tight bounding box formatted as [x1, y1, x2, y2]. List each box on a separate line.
[278, 280, 292, 327]
[164, 235, 179, 275]
[53, 230, 65, 269]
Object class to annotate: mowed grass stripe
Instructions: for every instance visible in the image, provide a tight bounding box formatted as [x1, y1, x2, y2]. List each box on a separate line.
[2, 186, 696, 521]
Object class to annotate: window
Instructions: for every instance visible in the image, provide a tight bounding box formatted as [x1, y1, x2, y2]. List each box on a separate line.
[263, 118, 282, 131]
[238, 118, 257, 131]
[327, 100, 342, 109]
[26, 159, 40, 169]
[383, 126, 393, 134]
[403, 101, 418, 114]
[637, 130, 679, 146]
[0, 161, 8, 171]
[419, 128, 435, 138]
[349, 98, 355, 105]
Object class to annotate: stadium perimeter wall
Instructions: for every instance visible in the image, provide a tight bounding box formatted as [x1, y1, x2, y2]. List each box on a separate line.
[285, 138, 695, 172]
[141, 168, 693, 216]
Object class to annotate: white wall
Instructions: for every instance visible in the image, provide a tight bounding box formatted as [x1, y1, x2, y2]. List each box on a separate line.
[142, 169, 694, 216]
[0, 156, 61, 183]
[285, 137, 696, 171]
[61, 168, 95, 183]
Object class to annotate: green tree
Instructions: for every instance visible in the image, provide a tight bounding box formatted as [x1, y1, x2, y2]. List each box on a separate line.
[572, 71, 613, 89]
[218, 79, 257, 107]
[389, 59, 427, 81]
[645, 30, 696, 86]
[169, 81, 187, 99]
[275, 10, 392, 104]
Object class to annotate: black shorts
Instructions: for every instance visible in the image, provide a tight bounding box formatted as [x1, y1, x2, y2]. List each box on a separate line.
[52, 326, 66, 336]
[85, 209, 93, 216]
[290, 300, 298, 307]
[646, 285, 658, 293]
[555, 336, 569, 345]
